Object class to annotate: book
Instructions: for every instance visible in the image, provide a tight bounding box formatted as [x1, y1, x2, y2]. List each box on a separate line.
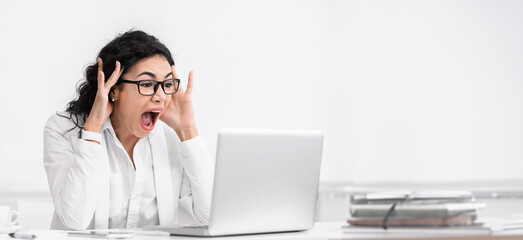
[347, 214, 476, 227]
[343, 216, 523, 235]
[342, 224, 492, 236]
[350, 202, 486, 218]
[351, 191, 475, 205]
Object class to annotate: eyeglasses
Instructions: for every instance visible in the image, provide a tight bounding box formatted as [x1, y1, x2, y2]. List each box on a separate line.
[118, 78, 181, 96]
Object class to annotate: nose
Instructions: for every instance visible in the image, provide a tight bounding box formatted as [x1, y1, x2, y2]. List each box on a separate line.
[151, 84, 166, 103]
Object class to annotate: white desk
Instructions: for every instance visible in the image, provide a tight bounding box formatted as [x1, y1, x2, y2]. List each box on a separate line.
[2, 222, 523, 240]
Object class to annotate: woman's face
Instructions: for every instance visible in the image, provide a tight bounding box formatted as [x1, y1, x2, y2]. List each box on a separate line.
[112, 55, 172, 138]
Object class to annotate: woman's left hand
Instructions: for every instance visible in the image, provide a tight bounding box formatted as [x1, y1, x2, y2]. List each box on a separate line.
[160, 66, 199, 141]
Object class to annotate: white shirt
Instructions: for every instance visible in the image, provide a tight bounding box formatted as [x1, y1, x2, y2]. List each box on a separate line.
[43, 113, 213, 230]
[103, 120, 158, 229]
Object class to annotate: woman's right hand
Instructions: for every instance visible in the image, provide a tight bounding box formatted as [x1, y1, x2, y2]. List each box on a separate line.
[83, 58, 124, 133]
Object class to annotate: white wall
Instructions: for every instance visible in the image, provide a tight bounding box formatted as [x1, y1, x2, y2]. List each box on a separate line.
[1, 0, 522, 194]
[321, 0, 523, 182]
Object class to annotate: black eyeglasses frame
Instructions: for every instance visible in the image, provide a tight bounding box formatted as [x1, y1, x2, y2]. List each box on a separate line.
[117, 78, 181, 96]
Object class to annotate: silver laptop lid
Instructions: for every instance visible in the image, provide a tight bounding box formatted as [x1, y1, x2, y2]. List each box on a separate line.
[208, 128, 323, 236]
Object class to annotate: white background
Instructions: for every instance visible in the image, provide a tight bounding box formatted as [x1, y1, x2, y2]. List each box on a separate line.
[1, 0, 523, 193]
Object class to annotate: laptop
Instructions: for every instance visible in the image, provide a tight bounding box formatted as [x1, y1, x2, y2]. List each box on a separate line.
[147, 128, 323, 236]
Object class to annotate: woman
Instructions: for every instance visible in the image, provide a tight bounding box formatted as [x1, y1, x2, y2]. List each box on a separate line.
[43, 30, 212, 230]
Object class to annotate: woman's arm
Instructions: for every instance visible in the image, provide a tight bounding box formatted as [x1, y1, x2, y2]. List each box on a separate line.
[160, 67, 213, 223]
[44, 59, 122, 230]
[43, 115, 103, 230]
[177, 136, 213, 223]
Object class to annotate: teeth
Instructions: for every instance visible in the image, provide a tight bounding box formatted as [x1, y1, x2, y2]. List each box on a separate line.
[151, 111, 161, 113]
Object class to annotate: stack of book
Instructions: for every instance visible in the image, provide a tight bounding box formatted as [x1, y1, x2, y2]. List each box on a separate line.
[347, 191, 486, 228]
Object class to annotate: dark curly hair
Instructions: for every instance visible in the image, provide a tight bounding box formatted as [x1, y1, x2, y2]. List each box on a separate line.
[60, 29, 175, 130]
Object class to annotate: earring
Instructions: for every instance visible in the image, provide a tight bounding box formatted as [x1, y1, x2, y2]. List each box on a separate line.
[111, 98, 115, 102]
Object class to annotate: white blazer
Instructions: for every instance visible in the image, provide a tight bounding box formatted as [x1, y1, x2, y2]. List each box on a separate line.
[43, 113, 213, 230]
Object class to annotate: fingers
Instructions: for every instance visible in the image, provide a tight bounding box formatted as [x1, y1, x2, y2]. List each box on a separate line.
[105, 61, 123, 90]
[97, 58, 104, 91]
[169, 66, 195, 95]
[97, 57, 103, 73]
[97, 57, 124, 91]
[97, 71, 105, 92]
[171, 65, 179, 79]
[171, 65, 185, 94]
[186, 71, 194, 95]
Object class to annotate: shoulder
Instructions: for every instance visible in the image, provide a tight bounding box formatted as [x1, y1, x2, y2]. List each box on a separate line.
[44, 111, 83, 137]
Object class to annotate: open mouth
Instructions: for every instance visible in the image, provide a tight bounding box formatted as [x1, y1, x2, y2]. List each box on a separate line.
[140, 110, 161, 131]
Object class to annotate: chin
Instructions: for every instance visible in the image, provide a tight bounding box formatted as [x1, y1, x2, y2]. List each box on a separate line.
[134, 130, 152, 139]
[132, 122, 154, 139]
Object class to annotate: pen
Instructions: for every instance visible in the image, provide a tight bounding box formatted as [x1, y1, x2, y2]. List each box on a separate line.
[8, 232, 36, 239]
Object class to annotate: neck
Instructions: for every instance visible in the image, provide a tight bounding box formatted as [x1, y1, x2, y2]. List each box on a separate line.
[110, 115, 139, 153]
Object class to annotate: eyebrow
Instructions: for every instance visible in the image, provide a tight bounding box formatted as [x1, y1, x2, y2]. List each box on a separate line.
[137, 71, 173, 79]
[137, 71, 156, 78]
